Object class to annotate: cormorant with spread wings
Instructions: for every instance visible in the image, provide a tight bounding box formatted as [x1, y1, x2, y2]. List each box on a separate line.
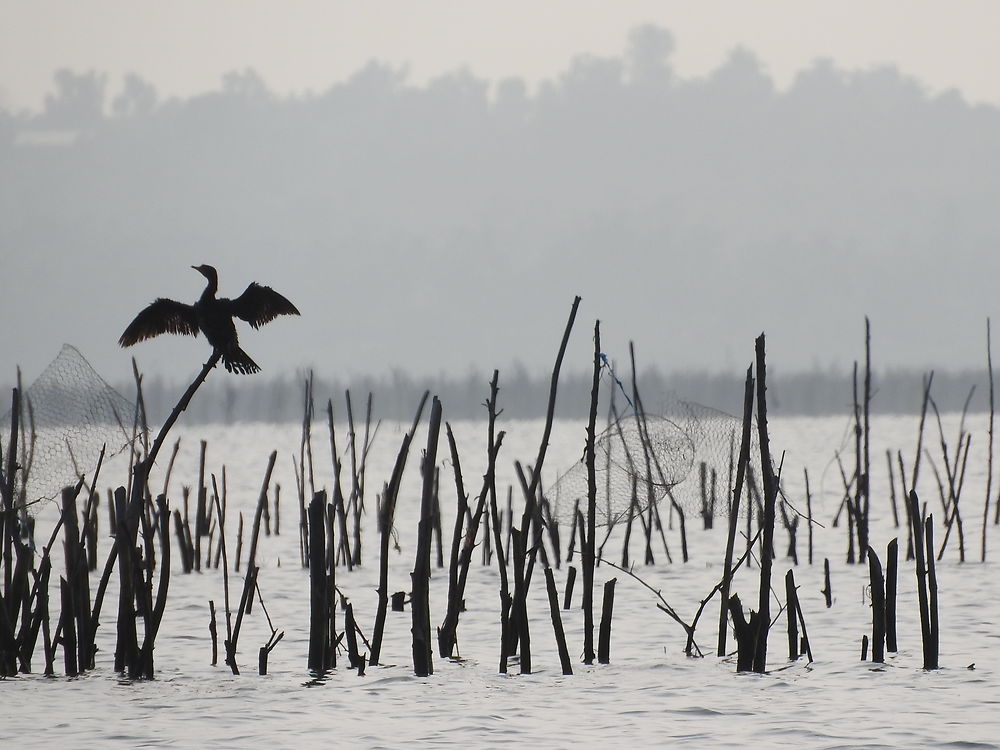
[119, 264, 300, 374]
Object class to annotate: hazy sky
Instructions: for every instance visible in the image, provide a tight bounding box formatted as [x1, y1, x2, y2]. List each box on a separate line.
[2, 0, 999, 112]
[4, 1, 1000, 390]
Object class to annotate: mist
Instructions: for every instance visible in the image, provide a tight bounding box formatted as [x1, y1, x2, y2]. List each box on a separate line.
[2, 25, 999, 393]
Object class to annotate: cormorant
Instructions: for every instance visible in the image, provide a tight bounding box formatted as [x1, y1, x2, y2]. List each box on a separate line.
[119, 264, 300, 374]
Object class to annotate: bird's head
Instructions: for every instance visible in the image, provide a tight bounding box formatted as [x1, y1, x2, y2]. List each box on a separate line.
[191, 264, 218, 283]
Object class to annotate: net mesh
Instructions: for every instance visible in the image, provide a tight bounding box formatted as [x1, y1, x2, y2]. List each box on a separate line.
[2, 344, 137, 508]
[548, 396, 761, 527]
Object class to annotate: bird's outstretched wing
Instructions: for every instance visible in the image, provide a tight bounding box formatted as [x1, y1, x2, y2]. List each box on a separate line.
[230, 283, 300, 329]
[119, 298, 200, 346]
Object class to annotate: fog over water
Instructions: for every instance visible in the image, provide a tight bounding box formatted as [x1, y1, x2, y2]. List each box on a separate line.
[5, 11, 1000, 747]
[2, 18, 999, 403]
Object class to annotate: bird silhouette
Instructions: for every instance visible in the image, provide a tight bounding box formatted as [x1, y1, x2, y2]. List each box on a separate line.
[119, 265, 300, 374]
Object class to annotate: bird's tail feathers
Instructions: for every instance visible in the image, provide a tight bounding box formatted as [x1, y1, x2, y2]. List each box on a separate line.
[223, 347, 261, 375]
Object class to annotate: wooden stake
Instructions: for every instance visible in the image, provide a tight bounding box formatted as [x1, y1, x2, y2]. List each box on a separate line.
[822, 558, 832, 608]
[867, 548, 886, 663]
[718, 365, 753, 657]
[306, 491, 330, 673]
[563, 565, 577, 610]
[544, 567, 573, 675]
[208, 600, 218, 666]
[886, 538, 898, 653]
[597, 578, 616, 664]
[752, 334, 777, 673]
[370, 393, 427, 667]
[785, 570, 799, 660]
[411, 398, 442, 677]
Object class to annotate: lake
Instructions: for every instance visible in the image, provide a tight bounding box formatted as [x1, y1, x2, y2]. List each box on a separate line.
[6, 411, 1000, 748]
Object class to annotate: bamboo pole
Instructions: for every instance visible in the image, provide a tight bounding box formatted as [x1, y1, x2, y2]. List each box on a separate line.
[718, 366, 753, 657]
[985, 318, 995, 560]
[507, 297, 581, 675]
[344, 388, 361, 565]
[544, 567, 573, 675]
[326, 399, 353, 571]
[2, 388, 20, 602]
[752, 333, 777, 674]
[563, 566, 577, 610]
[306, 491, 330, 673]
[411, 397, 442, 677]
[805, 468, 814, 564]
[369, 391, 426, 667]
[242, 451, 277, 613]
[438, 374, 504, 659]
[908, 490, 936, 670]
[597, 578, 617, 664]
[885, 538, 898, 653]
[785, 570, 799, 660]
[354, 392, 374, 567]
[867, 548, 886, 663]
[194, 439, 207, 571]
[95, 353, 222, 677]
[491, 479, 512, 674]
[926, 517, 939, 669]
[628, 343, 659, 568]
[510, 526, 531, 673]
[862, 317, 872, 558]
[209, 600, 217, 666]
[583, 321, 601, 665]
[727, 594, 758, 672]
[137, 494, 171, 678]
[344, 601, 362, 671]
[911, 374, 934, 495]
[886, 450, 900, 528]
[821, 558, 832, 607]
[792, 574, 814, 663]
[113, 486, 138, 675]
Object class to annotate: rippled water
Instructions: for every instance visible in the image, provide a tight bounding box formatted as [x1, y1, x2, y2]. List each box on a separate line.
[7, 414, 1000, 748]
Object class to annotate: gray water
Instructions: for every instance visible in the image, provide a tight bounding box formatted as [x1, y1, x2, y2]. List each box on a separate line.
[7, 415, 1000, 748]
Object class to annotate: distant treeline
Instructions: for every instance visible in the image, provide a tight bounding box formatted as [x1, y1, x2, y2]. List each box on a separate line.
[126, 366, 991, 425]
[3, 24, 1000, 382]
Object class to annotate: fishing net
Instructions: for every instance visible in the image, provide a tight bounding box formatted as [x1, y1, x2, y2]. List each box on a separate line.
[548, 396, 761, 527]
[1, 344, 137, 508]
